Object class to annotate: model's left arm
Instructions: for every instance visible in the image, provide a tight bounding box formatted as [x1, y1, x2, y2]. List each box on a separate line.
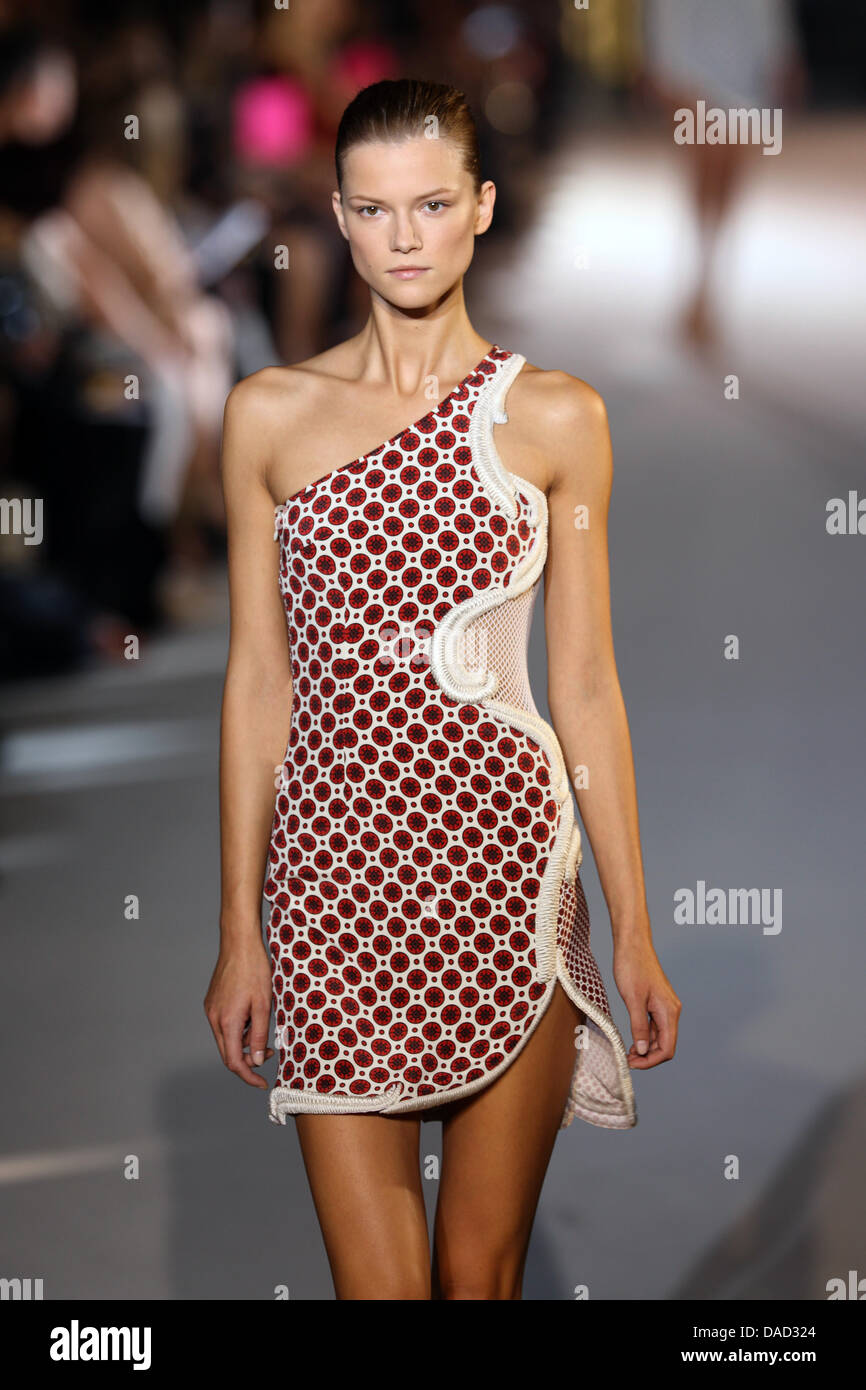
[542, 374, 681, 1070]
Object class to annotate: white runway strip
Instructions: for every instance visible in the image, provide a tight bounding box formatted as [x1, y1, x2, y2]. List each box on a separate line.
[1, 719, 213, 790]
[0, 1140, 165, 1187]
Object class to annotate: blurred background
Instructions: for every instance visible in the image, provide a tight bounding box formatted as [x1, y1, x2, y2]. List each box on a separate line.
[1, 0, 864, 1299]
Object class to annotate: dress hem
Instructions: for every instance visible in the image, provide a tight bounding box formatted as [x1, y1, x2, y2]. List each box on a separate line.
[268, 950, 637, 1131]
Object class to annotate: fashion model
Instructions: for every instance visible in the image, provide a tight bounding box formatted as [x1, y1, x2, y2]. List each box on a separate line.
[205, 78, 681, 1301]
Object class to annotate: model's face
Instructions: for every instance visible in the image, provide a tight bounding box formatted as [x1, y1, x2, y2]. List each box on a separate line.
[332, 135, 494, 309]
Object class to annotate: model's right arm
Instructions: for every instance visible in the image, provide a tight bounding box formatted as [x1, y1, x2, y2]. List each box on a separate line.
[204, 373, 293, 1090]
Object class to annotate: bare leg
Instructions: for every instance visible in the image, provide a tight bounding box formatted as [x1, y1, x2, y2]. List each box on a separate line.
[294, 1111, 431, 1300]
[681, 130, 748, 348]
[431, 978, 583, 1300]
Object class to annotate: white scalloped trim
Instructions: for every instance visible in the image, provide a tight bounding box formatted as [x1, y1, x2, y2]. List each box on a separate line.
[564, 822, 582, 884]
[482, 693, 569, 802]
[466, 352, 526, 517]
[534, 796, 573, 982]
[270, 1082, 404, 1119]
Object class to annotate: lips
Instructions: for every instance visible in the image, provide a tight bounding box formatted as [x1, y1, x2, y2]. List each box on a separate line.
[386, 267, 430, 279]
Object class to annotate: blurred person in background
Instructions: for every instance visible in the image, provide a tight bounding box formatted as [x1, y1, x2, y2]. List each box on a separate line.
[448, 0, 569, 227]
[230, 0, 399, 360]
[0, 18, 235, 660]
[639, 0, 806, 348]
[0, 18, 137, 666]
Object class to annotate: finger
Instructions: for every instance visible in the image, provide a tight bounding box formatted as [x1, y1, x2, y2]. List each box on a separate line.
[627, 1000, 651, 1058]
[628, 1015, 667, 1067]
[639, 1004, 677, 1066]
[628, 1014, 659, 1052]
[241, 1020, 275, 1064]
[245, 998, 273, 1068]
[224, 1012, 267, 1088]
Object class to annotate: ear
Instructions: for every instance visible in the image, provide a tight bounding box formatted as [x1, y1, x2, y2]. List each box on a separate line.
[474, 180, 496, 236]
[332, 190, 349, 240]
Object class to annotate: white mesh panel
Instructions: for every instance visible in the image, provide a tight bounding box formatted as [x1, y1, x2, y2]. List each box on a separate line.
[460, 578, 541, 716]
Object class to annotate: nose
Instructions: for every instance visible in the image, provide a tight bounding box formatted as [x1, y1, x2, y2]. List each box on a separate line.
[390, 211, 422, 254]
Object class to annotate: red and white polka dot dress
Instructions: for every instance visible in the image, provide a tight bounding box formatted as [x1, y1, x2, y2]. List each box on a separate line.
[266, 347, 636, 1130]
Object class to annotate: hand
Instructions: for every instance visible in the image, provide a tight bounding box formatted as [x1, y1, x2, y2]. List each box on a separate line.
[204, 938, 275, 1089]
[612, 932, 681, 1069]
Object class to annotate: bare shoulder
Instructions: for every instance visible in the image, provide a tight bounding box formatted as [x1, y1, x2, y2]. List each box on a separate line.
[224, 348, 345, 431]
[222, 347, 354, 480]
[512, 361, 609, 436]
[509, 361, 612, 494]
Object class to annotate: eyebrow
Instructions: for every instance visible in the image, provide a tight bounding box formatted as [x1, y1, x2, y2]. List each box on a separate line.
[346, 187, 458, 203]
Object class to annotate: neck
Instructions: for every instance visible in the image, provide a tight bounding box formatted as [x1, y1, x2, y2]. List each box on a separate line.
[353, 284, 491, 397]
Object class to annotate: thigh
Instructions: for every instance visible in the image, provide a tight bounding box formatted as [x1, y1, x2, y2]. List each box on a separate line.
[294, 1111, 430, 1300]
[432, 979, 583, 1299]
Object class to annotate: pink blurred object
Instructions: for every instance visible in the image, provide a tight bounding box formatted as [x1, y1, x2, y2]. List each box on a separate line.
[233, 75, 313, 166]
[329, 40, 397, 93]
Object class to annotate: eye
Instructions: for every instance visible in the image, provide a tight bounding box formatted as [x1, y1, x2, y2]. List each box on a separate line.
[357, 204, 381, 217]
[424, 200, 448, 212]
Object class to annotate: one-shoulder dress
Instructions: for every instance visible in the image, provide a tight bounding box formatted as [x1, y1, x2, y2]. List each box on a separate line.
[266, 346, 637, 1131]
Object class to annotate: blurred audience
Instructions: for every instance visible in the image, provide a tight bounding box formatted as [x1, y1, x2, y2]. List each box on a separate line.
[0, 18, 235, 666]
[0, 0, 832, 682]
[0, 0, 568, 680]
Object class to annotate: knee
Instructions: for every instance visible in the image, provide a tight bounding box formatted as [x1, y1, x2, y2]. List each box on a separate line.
[440, 1274, 522, 1300]
[436, 1249, 523, 1301]
[337, 1267, 431, 1301]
